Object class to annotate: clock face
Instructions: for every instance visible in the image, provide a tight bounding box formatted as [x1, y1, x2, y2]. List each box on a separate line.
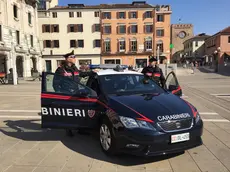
[178, 31, 186, 39]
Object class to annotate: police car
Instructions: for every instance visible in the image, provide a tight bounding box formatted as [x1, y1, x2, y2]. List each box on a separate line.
[41, 64, 203, 156]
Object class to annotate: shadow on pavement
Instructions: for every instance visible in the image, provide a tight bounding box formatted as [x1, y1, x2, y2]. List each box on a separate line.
[198, 67, 230, 76]
[0, 119, 184, 166]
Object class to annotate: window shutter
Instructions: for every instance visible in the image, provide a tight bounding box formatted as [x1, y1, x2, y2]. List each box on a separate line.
[128, 12, 131, 18]
[43, 40, 46, 48]
[81, 24, 83, 32]
[92, 24, 95, 32]
[136, 12, 138, 18]
[144, 25, 146, 34]
[82, 40, 84, 47]
[129, 40, 132, 52]
[101, 40, 104, 52]
[57, 25, 59, 32]
[143, 12, 145, 19]
[128, 26, 130, 34]
[101, 26, 104, 34]
[116, 12, 119, 19]
[67, 25, 69, 33]
[51, 40, 54, 48]
[93, 40, 95, 48]
[51, 25, 54, 33]
[117, 40, 119, 52]
[117, 26, 119, 34]
[74, 25, 78, 32]
[76, 40, 78, 48]
[42, 25, 45, 33]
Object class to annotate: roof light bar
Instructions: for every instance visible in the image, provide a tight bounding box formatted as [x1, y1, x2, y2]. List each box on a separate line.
[89, 64, 128, 69]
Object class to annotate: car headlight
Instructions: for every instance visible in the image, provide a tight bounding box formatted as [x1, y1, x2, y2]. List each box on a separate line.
[119, 116, 155, 130]
[195, 113, 201, 123]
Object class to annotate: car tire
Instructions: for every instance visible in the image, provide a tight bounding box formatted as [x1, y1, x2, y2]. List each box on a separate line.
[99, 118, 117, 155]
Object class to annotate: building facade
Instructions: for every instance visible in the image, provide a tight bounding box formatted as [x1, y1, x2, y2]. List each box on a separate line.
[170, 24, 193, 62]
[204, 26, 230, 72]
[183, 33, 210, 58]
[0, 0, 42, 79]
[100, 2, 154, 67]
[101, 2, 172, 67]
[38, 3, 101, 72]
[38, 1, 172, 70]
[154, 5, 172, 63]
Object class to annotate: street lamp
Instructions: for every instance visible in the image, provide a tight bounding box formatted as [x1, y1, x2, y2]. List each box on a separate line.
[157, 45, 160, 64]
[213, 47, 221, 72]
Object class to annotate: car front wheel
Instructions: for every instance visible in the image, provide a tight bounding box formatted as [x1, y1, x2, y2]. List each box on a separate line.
[99, 119, 117, 155]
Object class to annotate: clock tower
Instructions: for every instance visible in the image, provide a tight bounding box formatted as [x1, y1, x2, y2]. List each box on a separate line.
[170, 24, 194, 62]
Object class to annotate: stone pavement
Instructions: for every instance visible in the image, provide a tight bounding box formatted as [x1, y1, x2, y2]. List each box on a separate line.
[0, 71, 230, 172]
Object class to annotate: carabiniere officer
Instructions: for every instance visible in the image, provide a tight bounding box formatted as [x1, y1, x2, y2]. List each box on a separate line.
[141, 56, 166, 87]
[53, 50, 95, 136]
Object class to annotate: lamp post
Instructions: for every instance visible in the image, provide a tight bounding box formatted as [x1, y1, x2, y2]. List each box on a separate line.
[214, 47, 221, 72]
[157, 45, 160, 64]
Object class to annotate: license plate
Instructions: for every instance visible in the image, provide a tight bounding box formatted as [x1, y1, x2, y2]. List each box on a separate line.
[171, 133, 190, 143]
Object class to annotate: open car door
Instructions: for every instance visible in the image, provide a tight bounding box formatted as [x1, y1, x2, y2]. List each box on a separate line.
[41, 72, 99, 129]
[164, 71, 182, 97]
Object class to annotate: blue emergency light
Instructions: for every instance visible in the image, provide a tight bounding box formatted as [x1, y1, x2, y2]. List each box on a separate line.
[89, 64, 128, 70]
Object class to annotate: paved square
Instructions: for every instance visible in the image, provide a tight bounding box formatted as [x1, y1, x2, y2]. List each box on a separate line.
[0, 69, 230, 172]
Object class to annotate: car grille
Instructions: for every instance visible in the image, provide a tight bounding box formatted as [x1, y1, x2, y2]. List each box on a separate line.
[157, 118, 193, 132]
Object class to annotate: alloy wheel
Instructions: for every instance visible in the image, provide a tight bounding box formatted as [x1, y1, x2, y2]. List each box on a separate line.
[100, 124, 111, 151]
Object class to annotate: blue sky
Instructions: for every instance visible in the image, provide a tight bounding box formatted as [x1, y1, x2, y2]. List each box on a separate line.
[59, 0, 229, 35]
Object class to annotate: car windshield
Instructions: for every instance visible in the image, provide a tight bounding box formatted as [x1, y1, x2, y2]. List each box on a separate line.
[99, 74, 165, 95]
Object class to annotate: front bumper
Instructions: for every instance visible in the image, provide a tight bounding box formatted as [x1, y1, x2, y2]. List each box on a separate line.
[114, 121, 203, 156]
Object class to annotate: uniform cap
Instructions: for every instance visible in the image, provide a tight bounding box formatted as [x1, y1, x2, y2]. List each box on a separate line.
[63, 50, 75, 58]
[148, 56, 157, 62]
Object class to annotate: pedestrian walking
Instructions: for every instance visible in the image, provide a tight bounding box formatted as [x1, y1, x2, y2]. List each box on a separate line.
[191, 62, 195, 74]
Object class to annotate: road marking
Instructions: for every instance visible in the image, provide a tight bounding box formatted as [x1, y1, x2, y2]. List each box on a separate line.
[199, 112, 218, 115]
[0, 95, 39, 97]
[216, 96, 230, 98]
[210, 93, 230, 96]
[203, 119, 230, 122]
[0, 116, 40, 119]
[0, 110, 40, 113]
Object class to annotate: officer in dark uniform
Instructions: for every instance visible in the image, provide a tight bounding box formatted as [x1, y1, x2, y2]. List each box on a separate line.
[53, 50, 94, 92]
[141, 56, 166, 87]
[53, 50, 94, 136]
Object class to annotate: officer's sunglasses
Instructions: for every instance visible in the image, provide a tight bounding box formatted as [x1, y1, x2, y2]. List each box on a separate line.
[69, 55, 76, 58]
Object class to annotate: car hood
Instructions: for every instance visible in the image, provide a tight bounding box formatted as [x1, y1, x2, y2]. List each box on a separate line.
[108, 93, 194, 122]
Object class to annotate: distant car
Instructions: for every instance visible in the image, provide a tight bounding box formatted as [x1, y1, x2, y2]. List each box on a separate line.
[41, 64, 203, 156]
